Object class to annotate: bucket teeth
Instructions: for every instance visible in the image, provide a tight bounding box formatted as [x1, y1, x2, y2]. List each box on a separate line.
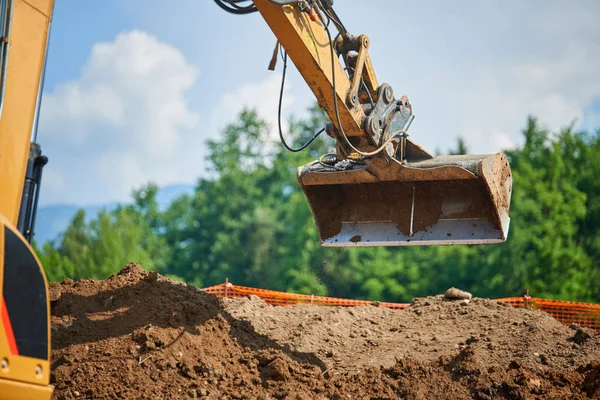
[298, 151, 512, 247]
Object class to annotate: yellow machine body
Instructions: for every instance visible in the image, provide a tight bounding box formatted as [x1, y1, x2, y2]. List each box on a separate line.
[0, 0, 54, 397]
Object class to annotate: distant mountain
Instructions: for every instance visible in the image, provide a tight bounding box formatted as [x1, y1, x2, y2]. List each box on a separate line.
[34, 184, 195, 245]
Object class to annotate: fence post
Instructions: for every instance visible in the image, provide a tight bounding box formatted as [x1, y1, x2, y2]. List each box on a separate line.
[225, 277, 229, 299]
[524, 289, 531, 309]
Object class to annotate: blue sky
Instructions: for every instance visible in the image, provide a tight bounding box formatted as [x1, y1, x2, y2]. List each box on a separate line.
[37, 0, 600, 206]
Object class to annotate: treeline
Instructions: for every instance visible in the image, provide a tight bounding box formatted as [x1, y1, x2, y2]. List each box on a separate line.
[35, 106, 600, 303]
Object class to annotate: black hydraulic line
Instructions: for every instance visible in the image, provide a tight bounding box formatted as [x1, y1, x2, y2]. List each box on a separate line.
[17, 142, 48, 243]
[213, 0, 257, 14]
[277, 51, 325, 152]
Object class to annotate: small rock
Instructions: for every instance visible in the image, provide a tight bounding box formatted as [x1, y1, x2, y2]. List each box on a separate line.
[199, 388, 208, 396]
[529, 378, 542, 388]
[460, 299, 470, 306]
[444, 287, 472, 300]
[73, 391, 80, 397]
[146, 271, 160, 282]
[568, 328, 592, 345]
[261, 358, 290, 381]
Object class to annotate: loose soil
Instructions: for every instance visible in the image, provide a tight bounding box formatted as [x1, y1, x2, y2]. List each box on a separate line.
[49, 263, 600, 399]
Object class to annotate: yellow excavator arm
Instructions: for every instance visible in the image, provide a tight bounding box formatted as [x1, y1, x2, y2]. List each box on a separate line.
[244, 0, 512, 246]
[254, 0, 374, 137]
[0, 1, 512, 397]
[0, 0, 54, 398]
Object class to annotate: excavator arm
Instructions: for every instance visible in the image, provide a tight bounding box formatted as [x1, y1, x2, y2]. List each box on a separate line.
[0, 0, 53, 398]
[234, 0, 513, 246]
[253, 0, 373, 137]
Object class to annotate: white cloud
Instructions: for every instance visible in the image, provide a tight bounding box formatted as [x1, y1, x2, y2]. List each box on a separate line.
[39, 30, 202, 204]
[38, 28, 304, 205]
[465, 41, 600, 152]
[382, 2, 600, 155]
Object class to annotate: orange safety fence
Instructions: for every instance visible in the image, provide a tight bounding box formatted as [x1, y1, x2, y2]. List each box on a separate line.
[496, 296, 600, 331]
[201, 280, 600, 331]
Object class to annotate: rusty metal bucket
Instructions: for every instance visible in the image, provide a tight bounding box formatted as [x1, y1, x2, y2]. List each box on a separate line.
[297, 143, 512, 247]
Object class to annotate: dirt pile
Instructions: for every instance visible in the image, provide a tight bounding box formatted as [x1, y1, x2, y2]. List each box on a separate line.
[49, 263, 600, 399]
[222, 292, 599, 377]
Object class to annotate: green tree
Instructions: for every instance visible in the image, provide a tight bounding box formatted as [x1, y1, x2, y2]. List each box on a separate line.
[500, 117, 591, 299]
[36, 107, 600, 304]
[396, 117, 596, 302]
[449, 136, 468, 155]
[38, 184, 170, 281]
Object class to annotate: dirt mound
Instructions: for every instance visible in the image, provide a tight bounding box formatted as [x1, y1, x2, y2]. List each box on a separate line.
[222, 293, 599, 377]
[49, 263, 600, 399]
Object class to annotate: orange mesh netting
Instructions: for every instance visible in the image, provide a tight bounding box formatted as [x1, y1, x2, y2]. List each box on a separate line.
[496, 296, 600, 331]
[201, 281, 600, 331]
[202, 280, 408, 309]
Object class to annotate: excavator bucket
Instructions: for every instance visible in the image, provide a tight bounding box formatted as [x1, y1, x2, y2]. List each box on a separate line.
[297, 140, 512, 247]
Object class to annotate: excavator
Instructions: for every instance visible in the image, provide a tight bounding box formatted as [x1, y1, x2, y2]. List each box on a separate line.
[0, 0, 512, 397]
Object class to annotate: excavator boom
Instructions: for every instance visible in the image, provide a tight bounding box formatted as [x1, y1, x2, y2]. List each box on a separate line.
[245, 0, 512, 246]
[0, 0, 53, 398]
